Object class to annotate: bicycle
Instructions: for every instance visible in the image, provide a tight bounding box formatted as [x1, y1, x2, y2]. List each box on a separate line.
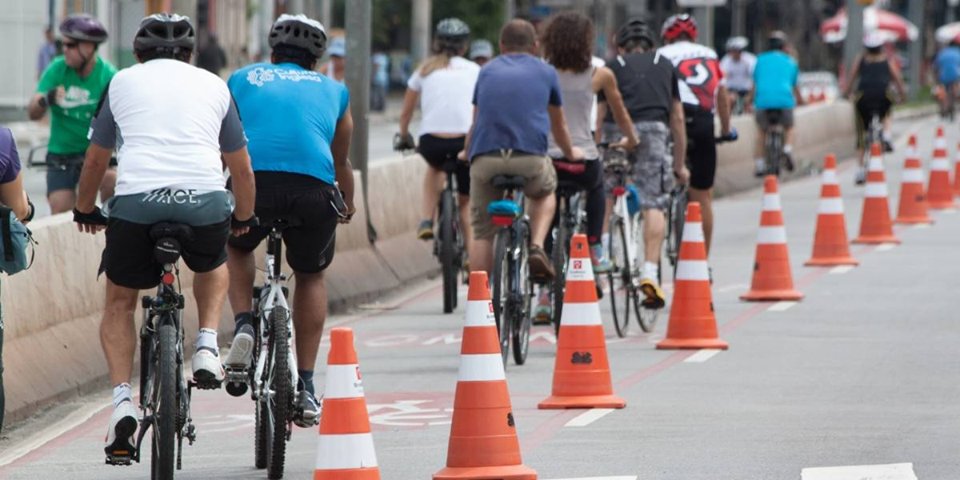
[105, 223, 202, 479]
[394, 134, 466, 314]
[760, 109, 790, 177]
[545, 159, 589, 335]
[223, 218, 303, 479]
[27, 144, 118, 169]
[487, 175, 534, 366]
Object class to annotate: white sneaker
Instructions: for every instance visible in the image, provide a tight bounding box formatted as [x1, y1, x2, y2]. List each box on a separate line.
[223, 324, 254, 368]
[104, 400, 138, 462]
[192, 348, 225, 389]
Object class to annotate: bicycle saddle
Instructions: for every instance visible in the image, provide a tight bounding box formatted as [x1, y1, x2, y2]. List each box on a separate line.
[491, 175, 527, 190]
[149, 223, 195, 265]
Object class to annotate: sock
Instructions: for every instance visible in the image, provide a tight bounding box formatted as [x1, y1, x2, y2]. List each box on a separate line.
[196, 328, 219, 354]
[601, 232, 610, 250]
[113, 383, 132, 407]
[783, 144, 793, 154]
[642, 261, 659, 281]
[297, 369, 315, 396]
[234, 312, 254, 335]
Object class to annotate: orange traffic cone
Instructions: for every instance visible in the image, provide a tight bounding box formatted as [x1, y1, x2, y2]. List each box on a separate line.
[539, 234, 625, 409]
[434, 272, 536, 480]
[656, 202, 728, 350]
[741, 176, 804, 301]
[895, 135, 933, 224]
[853, 143, 900, 244]
[314, 327, 380, 480]
[953, 141, 960, 196]
[926, 126, 956, 209]
[805, 154, 858, 266]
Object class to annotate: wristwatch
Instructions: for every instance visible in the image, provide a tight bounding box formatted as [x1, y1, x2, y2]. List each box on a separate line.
[38, 95, 48, 108]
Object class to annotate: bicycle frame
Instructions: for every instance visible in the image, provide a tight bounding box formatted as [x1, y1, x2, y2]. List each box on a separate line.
[251, 230, 298, 407]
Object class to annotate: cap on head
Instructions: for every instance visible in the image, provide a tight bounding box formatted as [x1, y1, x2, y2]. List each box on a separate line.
[327, 36, 346, 57]
[768, 30, 788, 50]
[469, 39, 494, 59]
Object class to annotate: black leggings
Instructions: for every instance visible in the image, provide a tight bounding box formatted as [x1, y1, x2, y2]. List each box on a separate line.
[554, 159, 605, 245]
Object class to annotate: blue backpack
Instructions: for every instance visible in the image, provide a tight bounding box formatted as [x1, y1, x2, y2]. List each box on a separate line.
[0, 207, 34, 275]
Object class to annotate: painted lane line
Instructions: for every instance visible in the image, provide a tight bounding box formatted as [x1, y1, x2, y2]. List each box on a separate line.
[829, 265, 855, 275]
[0, 400, 107, 468]
[564, 408, 616, 427]
[683, 349, 723, 363]
[717, 283, 749, 293]
[876, 243, 897, 252]
[800, 462, 917, 480]
[548, 477, 637, 480]
[913, 223, 932, 230]
[940, 209, 957, 215]
[768, 301, 798, 312]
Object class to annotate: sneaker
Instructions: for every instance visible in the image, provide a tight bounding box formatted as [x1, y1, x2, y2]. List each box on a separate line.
[192, 348, 225, 389]
[590, 244, 612, 273]
[294, 390, 321, 428]
[223, 324, 254, 368]
[104, 400, 138, 464]
[533, 289, 552, 325]
[783, 151, 795, 172]
[883, 139, 894, 153]
[528, 246, 555, 282]
[416, 219, 434, 240]
[639, 278, 666, 309]
[754, 159, 766, 177]
[854, 166, 867, 186]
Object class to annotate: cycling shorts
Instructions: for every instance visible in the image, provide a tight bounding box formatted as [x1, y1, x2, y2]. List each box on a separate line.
[228, 172, 339, 274]
[755, 108, 794, 129]
[854, 93, 892, 149]
[470, 151, 556, 240]
[418, 134, 470, 196]
[602, 121, 673, 211]
[685, 110, 718, 190]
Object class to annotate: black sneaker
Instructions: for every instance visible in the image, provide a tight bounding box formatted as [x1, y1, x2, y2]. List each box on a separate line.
[883, 139, 894, 153]
[783, 152, 795, 172]
[294, 390, 321, 428]
[854, 166, 867, 186]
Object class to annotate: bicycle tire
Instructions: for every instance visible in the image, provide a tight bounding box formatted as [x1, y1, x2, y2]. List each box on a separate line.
[439, 190, 458, 314]
[491, 230, 511, 366]
[768, 130, 783, 177]
[512, 223, 532, 365]
[151, 322, 177, 480]
[267, 307, 292, 480]
[634, 259, 661, 333]
[669, 192, 687, 279]
[253, 313, 268, 469]
[608, 217, 631, 338]
[550, 200, 569, 336]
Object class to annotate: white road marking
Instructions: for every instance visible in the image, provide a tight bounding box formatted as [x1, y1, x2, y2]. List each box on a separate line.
[564, 408, 616, 427]
[940, 209, 957, 215]
[768, 301, 798, 312]
[800, 462, 917, 480]
[717, 283, 749, 293]
[829, 265, 855, 275]
[684, 349, 723, 363]
[0, 400, 107, 467]
[548, 476, 637, 480]
[876, 243, 897, 252]
[913, 223, 932, 230]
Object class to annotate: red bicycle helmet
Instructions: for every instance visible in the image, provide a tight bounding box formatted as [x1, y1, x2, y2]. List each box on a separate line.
[661, 14, 697, 42]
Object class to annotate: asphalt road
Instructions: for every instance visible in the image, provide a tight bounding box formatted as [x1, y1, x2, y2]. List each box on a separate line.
[1, 114, 957, 479]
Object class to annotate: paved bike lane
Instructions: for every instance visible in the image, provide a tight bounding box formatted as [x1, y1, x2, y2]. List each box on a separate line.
[2, 115, 959, 479]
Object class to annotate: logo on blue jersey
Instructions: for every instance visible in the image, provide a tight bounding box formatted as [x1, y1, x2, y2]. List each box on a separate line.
[246, 67, 324, 87]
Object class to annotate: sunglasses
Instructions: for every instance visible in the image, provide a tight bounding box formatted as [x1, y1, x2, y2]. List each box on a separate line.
[62, 41, 80, 49]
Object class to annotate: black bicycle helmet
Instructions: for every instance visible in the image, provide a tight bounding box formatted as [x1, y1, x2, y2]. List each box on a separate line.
[60, 14, 108, 44]
[268, 14, 327, 57]
[616, 19, 656, 49]
[768, 30, 788, 51]
[134, 13, 195, 53]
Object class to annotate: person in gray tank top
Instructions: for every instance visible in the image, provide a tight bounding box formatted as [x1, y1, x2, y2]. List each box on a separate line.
[538, 11, 639, 320]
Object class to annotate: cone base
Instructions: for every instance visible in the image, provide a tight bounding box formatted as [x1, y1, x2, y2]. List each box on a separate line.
[740, 290, 804, 301]
[656, 338, 729, 350]
[433, 465, 538, 480]
[315, 468, 381, 480]
[927, 201, 957, 210]
[852, 235, 901, 244]
[538, 394, 626, 410]
[804, 256, 859, 267]
[894, 216, 934, 225]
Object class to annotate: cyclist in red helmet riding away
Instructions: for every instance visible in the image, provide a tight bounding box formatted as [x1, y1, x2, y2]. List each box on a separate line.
[658, 13, 732, 258]
[28, 14, 118, 216]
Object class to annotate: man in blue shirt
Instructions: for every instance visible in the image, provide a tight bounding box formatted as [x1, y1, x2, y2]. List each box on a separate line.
[225, 14, 354, 428]
[934, 40, 960, 120]
[749, 31, 803, 176]
[464, 19, 583, 281]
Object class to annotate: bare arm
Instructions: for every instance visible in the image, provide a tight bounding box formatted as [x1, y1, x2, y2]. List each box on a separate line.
[889, 58, 907, 101]
[595, 67, 639, 149]
[843, 54, 863, 98]
[669, 99, 688, 183]
[398, 88, 420, 137]
[222, 147, 256, 224]
[459, 107, 477, 161]
[794, 85, 805, 106]
[0, 172, 30, 221]
[548, 105, 581, 160]
[75, 143, 113, 214]
[594, 101, 608, 144]
[27, 94, 47, 121]
[716, 85, 732, 135]
[332, 109, 356, 221]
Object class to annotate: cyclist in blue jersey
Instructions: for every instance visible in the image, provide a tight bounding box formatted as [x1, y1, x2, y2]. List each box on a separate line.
[934, 40, 960, 120]
[225, 14, 355, 428]
[748, 31, 803, 177]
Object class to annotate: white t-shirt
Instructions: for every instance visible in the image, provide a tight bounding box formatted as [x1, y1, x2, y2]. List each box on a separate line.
[407, 56, 480, 135]
[719, 51, 757, 92]
[90, 59, 243, 196]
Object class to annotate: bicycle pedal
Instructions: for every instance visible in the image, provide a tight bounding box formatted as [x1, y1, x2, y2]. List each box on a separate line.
[189, 378, 222, 391]
[105, 453, 133, 466]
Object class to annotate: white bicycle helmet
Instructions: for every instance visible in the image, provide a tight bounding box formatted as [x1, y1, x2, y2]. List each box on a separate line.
[725, 36, 749, 51]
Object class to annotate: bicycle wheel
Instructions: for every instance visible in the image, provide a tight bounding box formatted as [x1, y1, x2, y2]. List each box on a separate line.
[512, 223, 533, 365]
[550, 202, 569, 336]
[669, 192, 687, 279]
[439, 190, 458, 314]
[267, 307, 292, 479]
[253, 313, 268, 470]
[607, 217, 631, 338]
[491, 230, 511, 366]
[768, 131, 783, 177]
[151, 322, 177, 480]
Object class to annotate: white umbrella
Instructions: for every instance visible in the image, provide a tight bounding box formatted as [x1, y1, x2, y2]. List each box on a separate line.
[935, 22, 960, 44]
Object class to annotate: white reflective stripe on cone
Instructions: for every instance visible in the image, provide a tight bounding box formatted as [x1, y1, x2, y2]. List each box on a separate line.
[868, 158, 884, 172]
[935, 137, 947, 149]
[559, 301, 603, 326]
[901, 168, 924, 183]
[757, 226, 787, 244]
[458, 353, 506, 381]
[821, 169, 838, 185]
[818, 198, 844, 214]
[464, 300, 496, 327]
[682, 222, 705, 242]
[865, 182, 888, 198]
[906, 147, 918, 158]
[675, 260, 710, 281]
[315, 433, 379, 469]
[566, 257, 595, 282]
[324, 364, 364, 399]
[762, 194, 781, 211]
[931, 159, 950, 171]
